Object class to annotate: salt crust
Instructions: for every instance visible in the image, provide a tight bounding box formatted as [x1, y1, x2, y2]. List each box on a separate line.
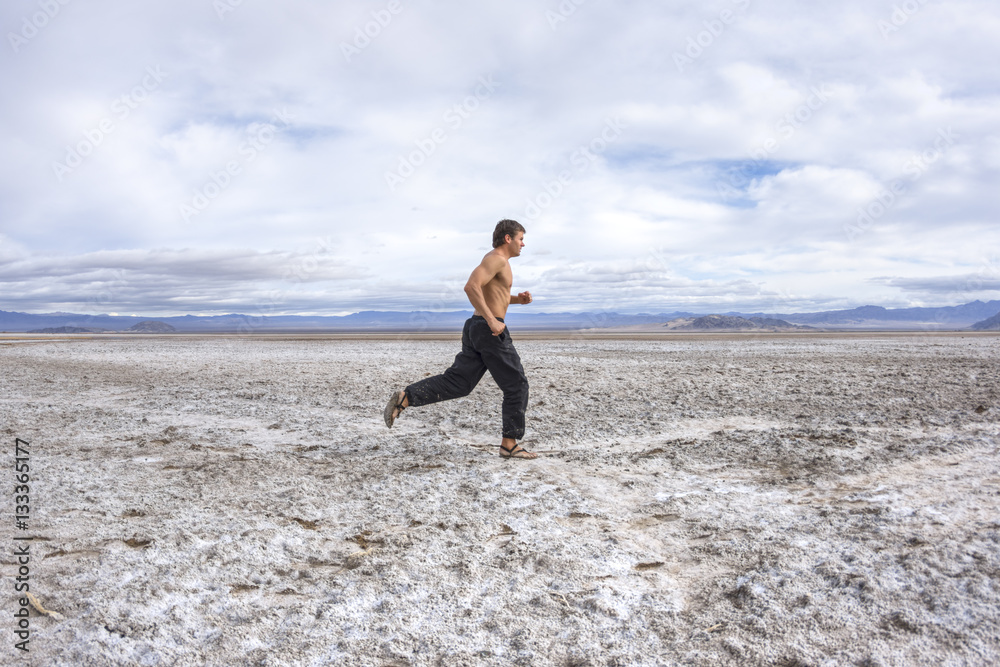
[1, 335, 998, 665]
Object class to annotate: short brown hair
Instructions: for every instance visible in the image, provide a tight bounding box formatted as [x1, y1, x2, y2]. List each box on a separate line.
[492, 219, 526, 248]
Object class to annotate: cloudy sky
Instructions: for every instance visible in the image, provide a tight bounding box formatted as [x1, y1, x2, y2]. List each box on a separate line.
[2, 0, 999, 316]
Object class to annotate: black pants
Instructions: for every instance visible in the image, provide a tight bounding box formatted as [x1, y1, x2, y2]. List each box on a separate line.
[405, 316, 529, 440]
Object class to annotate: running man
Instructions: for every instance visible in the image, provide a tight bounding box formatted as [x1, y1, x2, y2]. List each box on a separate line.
[383, 219, 537, 459]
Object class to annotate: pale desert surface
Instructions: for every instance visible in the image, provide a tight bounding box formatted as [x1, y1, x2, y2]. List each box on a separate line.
[2, 332, 999, 666]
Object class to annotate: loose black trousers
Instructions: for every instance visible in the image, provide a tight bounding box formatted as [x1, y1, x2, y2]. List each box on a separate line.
[405, 316, 529, 440]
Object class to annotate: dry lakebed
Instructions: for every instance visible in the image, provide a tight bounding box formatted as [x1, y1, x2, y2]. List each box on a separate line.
[1, 332, 998, 666]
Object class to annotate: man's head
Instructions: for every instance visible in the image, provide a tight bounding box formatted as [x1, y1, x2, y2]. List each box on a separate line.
[492, 219, 526, 251]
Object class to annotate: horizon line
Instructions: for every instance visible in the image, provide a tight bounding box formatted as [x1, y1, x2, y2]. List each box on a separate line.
[2, 298, 999, 320]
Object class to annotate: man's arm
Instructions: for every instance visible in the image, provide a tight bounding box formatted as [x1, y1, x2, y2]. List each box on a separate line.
[464, 255, 506, 335]
[509, 291, 532, 305]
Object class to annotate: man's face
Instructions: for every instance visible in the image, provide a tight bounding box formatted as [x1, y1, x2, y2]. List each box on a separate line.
[506, 231, 525, 256]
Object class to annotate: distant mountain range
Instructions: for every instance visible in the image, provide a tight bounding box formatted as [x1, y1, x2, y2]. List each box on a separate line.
[752, 301, 1000, 328]
[27, 320, 178, 334]
[1, 300, 998, 333]
[663, 315, 813, 331]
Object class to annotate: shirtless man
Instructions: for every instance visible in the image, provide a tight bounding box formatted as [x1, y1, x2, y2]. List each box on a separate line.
[383, 219, 537, 459]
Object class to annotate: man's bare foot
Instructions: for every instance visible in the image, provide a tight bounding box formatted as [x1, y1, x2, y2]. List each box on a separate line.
[383, 389, 408, 428]
[500, 441, 538, 459]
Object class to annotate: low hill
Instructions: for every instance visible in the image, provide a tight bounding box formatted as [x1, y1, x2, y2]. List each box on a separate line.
[27, 326, 113, 334]
[125, 320, 177, 333]
[666, 315, 813, 331]
[970, 312, 1000, 331]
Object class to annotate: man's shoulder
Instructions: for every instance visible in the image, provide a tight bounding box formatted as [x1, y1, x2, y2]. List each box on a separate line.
[479, 251, 507, 268]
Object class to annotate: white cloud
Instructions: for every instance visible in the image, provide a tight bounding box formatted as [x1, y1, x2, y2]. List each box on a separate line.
[2, 0, 999, 315]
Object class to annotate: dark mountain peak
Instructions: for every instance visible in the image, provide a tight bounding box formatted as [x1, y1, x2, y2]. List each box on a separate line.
[668, 315, 810, 331]
[125, 320, 177, 333]
[970, 311, 1000, 331]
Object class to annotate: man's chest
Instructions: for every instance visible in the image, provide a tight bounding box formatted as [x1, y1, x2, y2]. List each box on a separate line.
[493, 265, 512, 290]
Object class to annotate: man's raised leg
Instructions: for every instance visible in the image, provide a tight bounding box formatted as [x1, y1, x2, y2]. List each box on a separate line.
[383, 318, 487, 429]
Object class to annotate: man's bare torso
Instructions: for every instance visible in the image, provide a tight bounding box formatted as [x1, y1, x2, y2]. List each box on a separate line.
[474, 250, 512, 320]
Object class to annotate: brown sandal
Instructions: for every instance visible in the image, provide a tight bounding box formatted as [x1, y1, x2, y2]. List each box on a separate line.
[383, 389, 406, 428]
[500, 443, 538, 459]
